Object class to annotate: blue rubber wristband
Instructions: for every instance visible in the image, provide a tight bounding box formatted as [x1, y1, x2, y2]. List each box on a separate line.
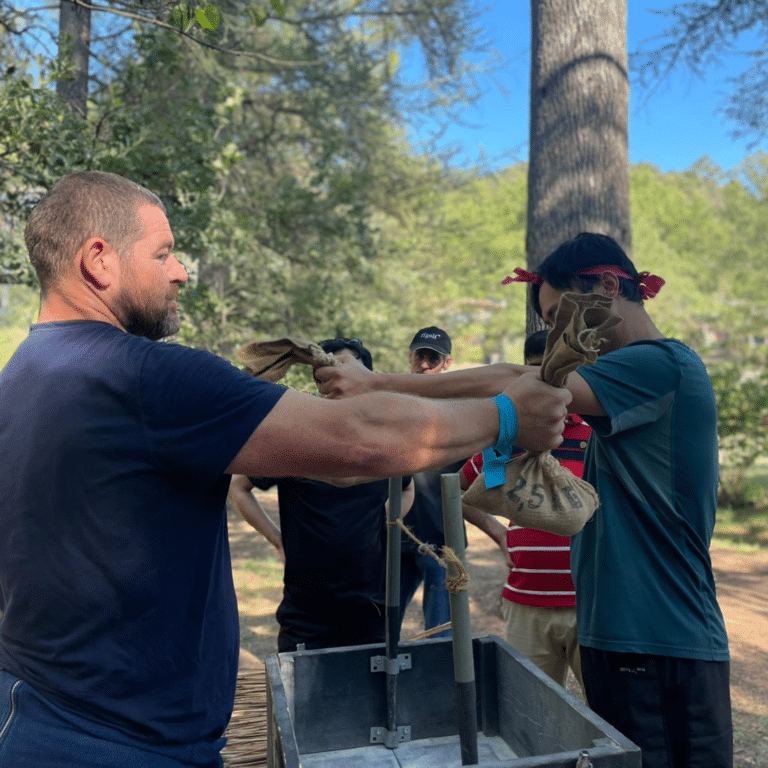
[493, 393, 519, 457]
[481, 446, 508, 489]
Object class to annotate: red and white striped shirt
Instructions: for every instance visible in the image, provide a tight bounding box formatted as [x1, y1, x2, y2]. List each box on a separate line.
[462, 416, 591, 608]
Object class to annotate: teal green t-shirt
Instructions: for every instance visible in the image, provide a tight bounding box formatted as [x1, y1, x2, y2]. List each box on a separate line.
[574, 339, 729, 661]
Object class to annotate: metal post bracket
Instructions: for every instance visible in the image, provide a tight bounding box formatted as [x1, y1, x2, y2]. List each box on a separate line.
[370, 725, 411, 747]
[370, 653, 412, 674]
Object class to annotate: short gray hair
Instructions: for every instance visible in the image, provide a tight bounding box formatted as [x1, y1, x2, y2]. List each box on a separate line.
[25, 171, 165, 292]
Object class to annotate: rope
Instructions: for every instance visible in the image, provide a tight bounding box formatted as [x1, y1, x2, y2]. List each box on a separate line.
[391, 518, 469, 595]
[407, 621, 452, 641]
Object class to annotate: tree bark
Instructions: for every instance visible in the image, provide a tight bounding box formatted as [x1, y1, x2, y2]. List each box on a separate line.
[526, 0, 630, 330]
[57, 0, 91, 118]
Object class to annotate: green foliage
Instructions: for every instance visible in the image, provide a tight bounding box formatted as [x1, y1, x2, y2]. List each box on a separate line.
[0, 284, 37, 327]
[0, 64, 96, 286]
[0, 286, 38, 364]
[714, 504, 768, 551]
[1, 0, 490, 368]
[630, 162, 728, 343]
[140, 0, 488, 362]
[393, 164, 529, 363]
[195, 5, 221, 31]
[396, 154, 768, 368]
[0, 327, 28, 368]
[710, 351, 768, 507]
[628, 158, 768, 349]
[719, 153, 768, 336]
[0, 285, 35, 365]
[1, 0, 766, 387]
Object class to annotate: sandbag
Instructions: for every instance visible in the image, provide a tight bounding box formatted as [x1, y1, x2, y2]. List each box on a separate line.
[539, 292, 621, 386]
[462, 452, 599, 537]
[236, 336, 338, 382]
[462, 292, 621, 535]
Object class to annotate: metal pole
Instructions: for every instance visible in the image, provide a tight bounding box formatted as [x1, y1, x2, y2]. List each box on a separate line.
[384, 477, 403, 746]
[441, 473, 479, 766]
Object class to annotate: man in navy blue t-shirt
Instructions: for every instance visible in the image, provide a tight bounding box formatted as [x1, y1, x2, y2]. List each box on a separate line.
[0, 171, 570, 767]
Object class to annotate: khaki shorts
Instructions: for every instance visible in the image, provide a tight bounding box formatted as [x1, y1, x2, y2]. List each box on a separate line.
[501, 599, 584, 695]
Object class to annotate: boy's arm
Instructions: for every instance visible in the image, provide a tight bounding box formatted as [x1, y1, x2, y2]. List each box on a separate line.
[462, 503, 513, 569]
[228, 475, 284, 563]
[316, 355, 606, 416]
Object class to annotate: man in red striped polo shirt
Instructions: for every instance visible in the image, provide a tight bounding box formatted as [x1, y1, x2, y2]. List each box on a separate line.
[462, 330, 589, 695]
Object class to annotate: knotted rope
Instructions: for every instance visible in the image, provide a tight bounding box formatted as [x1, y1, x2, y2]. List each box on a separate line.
[391, 518, 469, 596]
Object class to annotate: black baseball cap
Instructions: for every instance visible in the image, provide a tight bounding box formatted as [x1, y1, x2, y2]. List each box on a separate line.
[409, 326, 451, 356]
[319, 337, 374, 371]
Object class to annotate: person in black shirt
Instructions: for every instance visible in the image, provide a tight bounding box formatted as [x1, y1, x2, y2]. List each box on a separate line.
[230, 338, 413, 651]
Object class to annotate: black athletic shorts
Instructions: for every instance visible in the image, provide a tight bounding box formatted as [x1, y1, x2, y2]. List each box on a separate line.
[580, 647, 733, 768]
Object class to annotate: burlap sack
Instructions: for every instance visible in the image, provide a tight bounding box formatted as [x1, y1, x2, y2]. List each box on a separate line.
[236, 336, 338, 382]
[539, 292, 621, 387]
[462, 452, 599, 537]
[462, 292, 621, 536]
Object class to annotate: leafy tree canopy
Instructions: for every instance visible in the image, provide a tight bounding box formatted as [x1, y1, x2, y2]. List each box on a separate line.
[0, 0, 491, 363]
[417, 155, 768, 365]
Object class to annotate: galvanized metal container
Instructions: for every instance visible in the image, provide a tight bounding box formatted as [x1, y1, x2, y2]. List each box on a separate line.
[265, 634, 641, 768]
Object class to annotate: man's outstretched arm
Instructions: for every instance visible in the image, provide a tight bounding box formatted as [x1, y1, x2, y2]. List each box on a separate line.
[226, 372, 571, 479]
[315, 357, 530, 400]
[315, 355, 606, 417]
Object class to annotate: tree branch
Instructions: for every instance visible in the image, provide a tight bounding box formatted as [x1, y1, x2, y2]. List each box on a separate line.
[63, 0, 322, 67]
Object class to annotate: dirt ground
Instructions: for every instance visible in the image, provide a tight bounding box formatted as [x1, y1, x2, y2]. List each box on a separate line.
[228, 493, 768, 768]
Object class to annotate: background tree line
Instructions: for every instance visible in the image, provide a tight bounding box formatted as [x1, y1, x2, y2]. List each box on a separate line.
[2, 0, 766, 363]
[1, 0, 766, 499]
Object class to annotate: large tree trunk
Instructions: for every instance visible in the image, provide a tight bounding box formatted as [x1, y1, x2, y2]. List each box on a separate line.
[526, 0, 630, 331]
[57, 0, 91, 118]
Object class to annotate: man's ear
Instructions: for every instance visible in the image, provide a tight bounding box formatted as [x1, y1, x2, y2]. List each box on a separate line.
[79, 237, 119, 289]
[443, 355, 453, 370]
[598, 271, 620, 298]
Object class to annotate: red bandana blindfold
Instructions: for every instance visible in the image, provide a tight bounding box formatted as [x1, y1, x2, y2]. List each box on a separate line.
[502, 266, 665, 300]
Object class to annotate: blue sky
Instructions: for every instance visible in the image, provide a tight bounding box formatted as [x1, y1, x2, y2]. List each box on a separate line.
[406, 2, 767, 174]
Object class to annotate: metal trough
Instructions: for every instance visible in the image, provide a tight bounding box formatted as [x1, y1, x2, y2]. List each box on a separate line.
[265, 634, 641, 768]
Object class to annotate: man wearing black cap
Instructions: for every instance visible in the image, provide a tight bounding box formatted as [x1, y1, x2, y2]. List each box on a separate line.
[408, 325, 453, 374]
[400, 327, 460, 638]
[230, 338, 413, 652]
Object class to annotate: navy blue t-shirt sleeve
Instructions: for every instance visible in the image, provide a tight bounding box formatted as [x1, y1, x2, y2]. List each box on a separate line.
[577, 340, 681, 437]
[138, 343, 287, 476]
